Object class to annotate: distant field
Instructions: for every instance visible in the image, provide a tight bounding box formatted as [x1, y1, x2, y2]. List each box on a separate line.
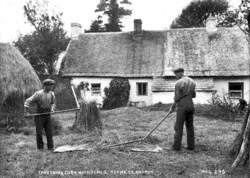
[0, 107, 246, 177]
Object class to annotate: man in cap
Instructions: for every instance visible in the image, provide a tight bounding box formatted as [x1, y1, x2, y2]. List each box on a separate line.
[24, 79, 56, 150]
[170, 68, 196, 151]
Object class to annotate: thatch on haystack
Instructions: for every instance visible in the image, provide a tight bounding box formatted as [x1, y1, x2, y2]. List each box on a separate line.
[0, 43, 41, 128]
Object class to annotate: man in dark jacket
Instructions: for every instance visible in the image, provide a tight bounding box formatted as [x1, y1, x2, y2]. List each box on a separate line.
[170, 68, 196, 151]
[24, 79, 56, 150]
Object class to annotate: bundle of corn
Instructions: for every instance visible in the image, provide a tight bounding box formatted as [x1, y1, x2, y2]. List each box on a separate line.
[0, 43, 41, 131]
[72, 100, 102, 133]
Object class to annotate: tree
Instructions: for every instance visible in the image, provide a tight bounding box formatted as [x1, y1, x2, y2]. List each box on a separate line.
[170, 0, 229, 29]
[14, 0, 70, 75]
[87, 0, 132, 32]
[231, 0, 250, 34]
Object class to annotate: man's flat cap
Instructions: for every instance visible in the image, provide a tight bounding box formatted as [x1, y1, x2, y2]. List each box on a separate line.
[43, 79, 55, 85]
[173, 68, 184, 73]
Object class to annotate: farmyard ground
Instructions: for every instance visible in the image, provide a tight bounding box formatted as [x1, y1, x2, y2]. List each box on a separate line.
[0, 107, 247, 177]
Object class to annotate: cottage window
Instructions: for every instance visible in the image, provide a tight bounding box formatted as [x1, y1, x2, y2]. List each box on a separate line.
[137, 82, 148, 96]
[228, 83, 243, 99]
[91, 83, 101, 95]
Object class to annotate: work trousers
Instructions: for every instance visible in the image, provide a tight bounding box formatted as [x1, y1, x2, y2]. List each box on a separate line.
[34, 108, 53, 149]
[173, 107, 194, 150]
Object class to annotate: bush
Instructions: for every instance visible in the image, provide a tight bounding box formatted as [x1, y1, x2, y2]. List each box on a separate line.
[103, 78, 130, 109]
[141, 95, 243, 121]
[195, 94, 242, 120]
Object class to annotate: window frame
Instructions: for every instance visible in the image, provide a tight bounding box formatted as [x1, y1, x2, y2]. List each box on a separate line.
[228, 82, 244, 99]
[136, 82, 148, 96]
[91, 83, 101, 96]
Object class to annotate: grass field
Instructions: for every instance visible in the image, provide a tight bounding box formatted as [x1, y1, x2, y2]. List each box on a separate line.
[0, 107, 247, 177]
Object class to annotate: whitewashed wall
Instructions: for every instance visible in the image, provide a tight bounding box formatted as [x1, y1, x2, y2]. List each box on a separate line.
[152, 78, 250, 105]
[152, 92, 174, 104]
[71, 77, 112, 105]
[71, 77, 153, 106]
[193, 92, 213, 104]
[152, 91, 212, 104]
[71, 77, 250, 106]
[213, 78, 250, 102]
[128, 78, 153, 106]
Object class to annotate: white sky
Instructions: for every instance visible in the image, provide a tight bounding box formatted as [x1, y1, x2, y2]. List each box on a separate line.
[0, 0, 241, 43]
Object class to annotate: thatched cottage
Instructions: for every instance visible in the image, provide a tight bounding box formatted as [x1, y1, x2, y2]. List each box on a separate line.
[59, 18, 250, 106]
[0, 43, 41, 119]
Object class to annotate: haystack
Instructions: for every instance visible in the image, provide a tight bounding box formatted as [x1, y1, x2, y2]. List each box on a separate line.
[0, 43, 41, 128]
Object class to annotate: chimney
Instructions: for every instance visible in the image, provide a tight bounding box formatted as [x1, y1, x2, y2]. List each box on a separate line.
[206, 16, 217, 34]
[134, 19, 142, 33]
[71, 22, 82, 40]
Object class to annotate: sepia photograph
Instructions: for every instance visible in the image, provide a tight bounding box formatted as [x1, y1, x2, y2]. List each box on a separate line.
[1, 0, 250, 177]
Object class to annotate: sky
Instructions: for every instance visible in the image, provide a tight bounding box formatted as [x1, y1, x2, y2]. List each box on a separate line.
[0, 0, 241, 43]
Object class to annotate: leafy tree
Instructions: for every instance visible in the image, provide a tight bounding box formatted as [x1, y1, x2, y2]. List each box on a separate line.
[87, 0, 132, 32]
[14, 0, 70, 75]
[217, 9, 239, 27]
[233, 0, 250, 33]
[217, 0, 250, 33]
[170, 0, 229, 29]
[103, 78, 130, 109]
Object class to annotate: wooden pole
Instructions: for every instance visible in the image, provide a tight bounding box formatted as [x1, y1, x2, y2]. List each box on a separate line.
[71, 85, 80, 109]
[25, 108, 80, 117]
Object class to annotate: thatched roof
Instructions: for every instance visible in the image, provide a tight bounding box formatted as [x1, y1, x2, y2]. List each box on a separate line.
[60, 27, 250, 77]
[60, 31, 165, 77]
[0, 43, 41, 105]
[164, 27, 250, 76]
